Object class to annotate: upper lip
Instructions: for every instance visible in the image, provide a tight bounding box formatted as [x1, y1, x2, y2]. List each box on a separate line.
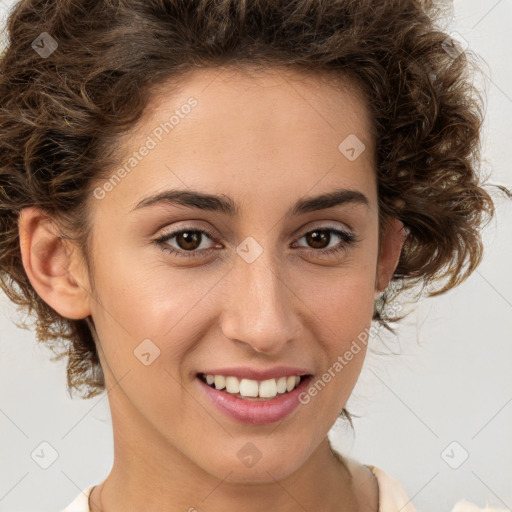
[198, 366, 312, 381]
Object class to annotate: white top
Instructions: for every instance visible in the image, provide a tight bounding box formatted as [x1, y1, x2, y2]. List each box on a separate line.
[60, 464, 505, 512]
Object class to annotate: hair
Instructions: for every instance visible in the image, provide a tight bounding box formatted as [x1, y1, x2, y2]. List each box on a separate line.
[0, 0, 509, 429]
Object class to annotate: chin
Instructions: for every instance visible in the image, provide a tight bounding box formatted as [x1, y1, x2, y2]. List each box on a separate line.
[224, 464, 300, 484]
[201, 450, 305, 484]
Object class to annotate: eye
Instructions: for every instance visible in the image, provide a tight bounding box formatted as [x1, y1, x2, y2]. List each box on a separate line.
[292, 226, 358, 257]
[154, 227, 219, 258]
[154, 225, 359, 260]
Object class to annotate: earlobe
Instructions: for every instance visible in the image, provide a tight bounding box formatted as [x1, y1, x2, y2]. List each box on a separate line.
[374, 217, 407, 297]
[18, 206, 92, 320]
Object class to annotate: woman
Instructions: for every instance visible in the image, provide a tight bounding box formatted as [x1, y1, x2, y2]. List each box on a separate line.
[0, 0, 508, 510]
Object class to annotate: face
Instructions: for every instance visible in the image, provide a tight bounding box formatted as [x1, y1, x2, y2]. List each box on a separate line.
[23, 65, 405, 484]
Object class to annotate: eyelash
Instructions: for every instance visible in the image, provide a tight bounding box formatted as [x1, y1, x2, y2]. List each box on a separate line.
[154, 225, 358, 259]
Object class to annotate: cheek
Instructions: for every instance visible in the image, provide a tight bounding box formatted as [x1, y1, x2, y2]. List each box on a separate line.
[291, 260, 376, 339]
[90, 246, 212, 349]
[289, 266, 376, 409]
[87, 263, 200, 422]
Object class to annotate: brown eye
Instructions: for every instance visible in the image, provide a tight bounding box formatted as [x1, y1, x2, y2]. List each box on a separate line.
[293, 227, 358, 257]
[174, 231, 203, 251]
[304, 229, 331, 249]
[154, 227, 219, 258]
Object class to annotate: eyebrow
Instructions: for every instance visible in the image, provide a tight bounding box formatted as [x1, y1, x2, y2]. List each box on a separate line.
[131, 187, 370, 217]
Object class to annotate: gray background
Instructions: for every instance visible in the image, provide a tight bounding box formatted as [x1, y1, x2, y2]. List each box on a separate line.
[1, 0, 511, 510]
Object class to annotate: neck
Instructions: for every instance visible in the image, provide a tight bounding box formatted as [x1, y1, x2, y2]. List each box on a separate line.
[89, 391, 360, 512]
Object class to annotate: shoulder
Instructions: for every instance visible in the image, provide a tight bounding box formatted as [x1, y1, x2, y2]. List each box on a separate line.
[342, 456, 380, 512]
[348, 461, 510, 512]
[341, 454, 420, 512]
[366, 464, 419, 512]
[60, 485, 94, 512]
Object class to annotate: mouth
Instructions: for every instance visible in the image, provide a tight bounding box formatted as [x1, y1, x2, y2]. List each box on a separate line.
[196, 371, 314, 425]
[197, 372, 311, 401]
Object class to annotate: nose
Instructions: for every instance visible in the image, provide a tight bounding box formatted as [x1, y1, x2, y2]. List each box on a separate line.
[220, 246, 302, 355]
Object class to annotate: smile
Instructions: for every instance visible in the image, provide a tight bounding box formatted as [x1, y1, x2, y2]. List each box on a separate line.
[199, 373, 303, 400]
[196, 372, 313, 425]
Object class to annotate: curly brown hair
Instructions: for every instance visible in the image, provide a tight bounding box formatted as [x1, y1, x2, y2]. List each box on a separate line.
[0, 0, 508, 420]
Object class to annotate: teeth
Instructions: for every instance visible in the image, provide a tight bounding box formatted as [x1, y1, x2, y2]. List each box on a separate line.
[276, 376, 287, 394]
[214, 375, 226, 390]
[225, 376, 240, 394]
[239, 378, 259, 397]
[259, 378, 277, 398]
[202, 374, 304, 398]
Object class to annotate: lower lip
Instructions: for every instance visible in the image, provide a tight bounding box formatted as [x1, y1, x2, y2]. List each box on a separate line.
[197, 375, 312, 425]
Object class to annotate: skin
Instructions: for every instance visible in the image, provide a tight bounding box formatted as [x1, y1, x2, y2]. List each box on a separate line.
[18, 66, 406, 511]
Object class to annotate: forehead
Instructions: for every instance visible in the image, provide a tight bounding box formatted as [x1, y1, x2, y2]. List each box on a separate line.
[97, 65, 377, 215]
[140, 64, 373, 146]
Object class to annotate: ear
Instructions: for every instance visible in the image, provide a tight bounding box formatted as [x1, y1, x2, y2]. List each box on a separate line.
[374, 216, 407, 298]
[18, 206, 92, 320]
